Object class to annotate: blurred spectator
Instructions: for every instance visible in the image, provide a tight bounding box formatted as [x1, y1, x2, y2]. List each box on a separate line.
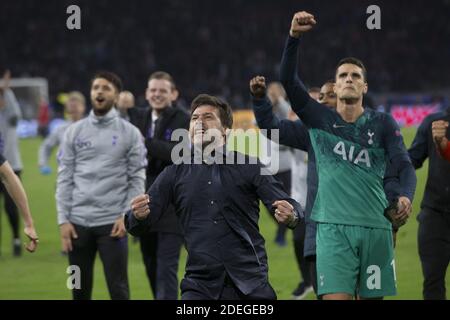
[38, 91, 86, 175]
[117, 91, 135, 120]
[37, 98, 50, 137]
[0, 0, 448, 109]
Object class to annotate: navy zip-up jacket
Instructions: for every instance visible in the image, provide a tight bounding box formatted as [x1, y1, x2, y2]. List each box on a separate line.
[125, 150, 303, 298]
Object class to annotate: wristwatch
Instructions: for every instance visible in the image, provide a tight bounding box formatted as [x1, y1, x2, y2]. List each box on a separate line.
[287, 209, 300, 229]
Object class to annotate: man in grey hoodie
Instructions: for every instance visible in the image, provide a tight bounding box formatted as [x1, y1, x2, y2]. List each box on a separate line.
[56, 71, 147, 300]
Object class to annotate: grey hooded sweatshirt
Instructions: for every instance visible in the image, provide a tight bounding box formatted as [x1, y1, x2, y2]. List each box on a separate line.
[56, 107, 147, 226]
[0, 89, 23, 171]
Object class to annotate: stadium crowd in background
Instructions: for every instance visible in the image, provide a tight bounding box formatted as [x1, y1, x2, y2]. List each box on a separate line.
[1, 0, 449, 110]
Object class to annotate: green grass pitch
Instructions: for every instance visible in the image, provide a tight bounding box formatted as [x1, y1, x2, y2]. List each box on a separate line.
[0, 127, 448, 299]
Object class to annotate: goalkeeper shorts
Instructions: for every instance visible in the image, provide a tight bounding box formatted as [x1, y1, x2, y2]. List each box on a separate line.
[316, 222, 397, 298]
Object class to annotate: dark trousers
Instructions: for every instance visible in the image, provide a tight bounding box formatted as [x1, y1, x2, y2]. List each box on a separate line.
[0, 170, 21, 239]
[293, 220, 312, 287]
[182, 276, 277, 300]
[68, 223, 129, 300]
[139, 231, 183, 300]
[417, 208, 450, 300]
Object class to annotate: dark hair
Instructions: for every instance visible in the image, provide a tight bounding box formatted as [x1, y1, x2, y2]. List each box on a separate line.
[308, 87, 321, 94]
[336, 57, 367, 82]
[323, 79, 335, 85]
[190, 94, 233, 129]
[91, 71, 123, 93]
[148, 71, 176, 90]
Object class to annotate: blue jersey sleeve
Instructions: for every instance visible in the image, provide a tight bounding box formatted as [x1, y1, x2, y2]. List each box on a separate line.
[279, 35, 330, 128]
[383, 114, 417, 202]
[383, 114, 410, 162]
[252, 96, 309, 151]
[383, 160, 401, 203]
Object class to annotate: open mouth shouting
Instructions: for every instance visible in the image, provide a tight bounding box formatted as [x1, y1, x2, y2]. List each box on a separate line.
[95, 96, 107, 107]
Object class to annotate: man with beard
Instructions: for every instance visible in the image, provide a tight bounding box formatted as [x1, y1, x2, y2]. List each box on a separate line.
[56, 71, 147, 300]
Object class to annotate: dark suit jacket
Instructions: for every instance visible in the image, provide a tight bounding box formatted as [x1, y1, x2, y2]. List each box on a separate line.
[129, 105, 190, 233]
[125, 151, 303, 298]
[408, 108, 450, 214]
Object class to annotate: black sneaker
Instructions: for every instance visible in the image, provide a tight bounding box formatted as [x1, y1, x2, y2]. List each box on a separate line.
[13, 238, 22, 257]
[292, 282, 314, 300]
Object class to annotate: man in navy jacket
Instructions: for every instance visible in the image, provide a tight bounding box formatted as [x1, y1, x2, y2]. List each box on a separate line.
[126, 94, 302, 300]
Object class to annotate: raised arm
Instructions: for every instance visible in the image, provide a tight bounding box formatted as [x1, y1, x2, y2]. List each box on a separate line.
[280, 12, 329, 126]
[249, 76, 309, 151]
[0, 70, 22, 123]
[1, 89, 22, 129]
[431, 120, 450, 161]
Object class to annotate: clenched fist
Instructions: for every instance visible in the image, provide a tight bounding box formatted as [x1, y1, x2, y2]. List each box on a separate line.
[250, 76, 267, 99]
[384, 196, 412, 230]
[131, 194, 151, 221]
[272, 200, 297, 227]
[432, 120, 449, 150]
[395, 196, 412, 223]
[290, 11, 317, 38]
